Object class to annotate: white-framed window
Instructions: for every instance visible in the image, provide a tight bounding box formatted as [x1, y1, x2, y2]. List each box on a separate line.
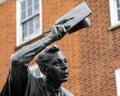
[115, 68, 120, 96]
[16, 0, 42, 46]
[29, 64, 43, 78]
[109, 0, 120, 26]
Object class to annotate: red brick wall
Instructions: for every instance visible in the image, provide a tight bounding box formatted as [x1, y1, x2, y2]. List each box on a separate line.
[78, 0, 118, 95]
[0, 0, 16, 91]
[0, 0, 120, 96]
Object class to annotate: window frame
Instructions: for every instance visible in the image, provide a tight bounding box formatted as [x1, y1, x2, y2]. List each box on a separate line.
[115, 68, 120, 96]
[109, 0, 120, 26]
[16, 0, 42, 46]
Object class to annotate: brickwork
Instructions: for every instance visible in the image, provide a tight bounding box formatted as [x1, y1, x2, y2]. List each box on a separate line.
[78, 0, 118, 95]
[0, 0, 120, 96]
[0, 0, 16, 91]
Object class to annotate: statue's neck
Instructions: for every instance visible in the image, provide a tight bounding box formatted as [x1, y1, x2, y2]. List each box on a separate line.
[42, 76, 62, 95]
[45, 77, 61, 90]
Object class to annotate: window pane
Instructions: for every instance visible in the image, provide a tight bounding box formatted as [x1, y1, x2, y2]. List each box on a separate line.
[22, 22, 28, 39]
[34, 3, 39, 13]
[34, 0, 39, 13]
[27, 0, 32, 7]
[21, 11, 26, 20]
[34, 16, 40, 32]
[117, 9, 120, 21]
[28, 19, 34, 34]
[34, 0, 39, 4]
[27, 7, 32, 17]
[21, 1, 26, 10]
[117, 0, 120, 8]
[21, 0, 26, 20]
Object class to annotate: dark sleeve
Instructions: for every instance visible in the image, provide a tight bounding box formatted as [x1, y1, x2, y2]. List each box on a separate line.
[0, 75, 11, 96]
[0, 42, 47, 96]
[1, 62, 29, 96]
[0, 34, 55, 96]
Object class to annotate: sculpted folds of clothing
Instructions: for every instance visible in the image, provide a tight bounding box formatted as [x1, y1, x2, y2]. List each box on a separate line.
[1, 66, 73, 96]
[0, 31, 74, 96]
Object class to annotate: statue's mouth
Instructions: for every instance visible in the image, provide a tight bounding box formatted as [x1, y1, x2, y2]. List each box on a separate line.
[62, 73, 68, 78]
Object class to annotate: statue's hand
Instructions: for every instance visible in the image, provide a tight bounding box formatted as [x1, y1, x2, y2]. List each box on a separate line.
[50, 25, 70, 41]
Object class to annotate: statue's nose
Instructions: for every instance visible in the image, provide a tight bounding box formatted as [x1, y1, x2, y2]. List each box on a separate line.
[61, 63, 68, 70]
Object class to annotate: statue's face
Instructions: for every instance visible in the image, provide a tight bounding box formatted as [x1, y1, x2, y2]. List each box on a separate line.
[46, 51, 68, 83]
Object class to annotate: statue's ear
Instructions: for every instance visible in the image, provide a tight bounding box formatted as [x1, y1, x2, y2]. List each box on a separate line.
[39, 64, 48, 75]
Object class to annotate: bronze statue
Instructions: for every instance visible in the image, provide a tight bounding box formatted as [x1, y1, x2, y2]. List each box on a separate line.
[1, 25, 74, 96]
[0, 2, 92, 96]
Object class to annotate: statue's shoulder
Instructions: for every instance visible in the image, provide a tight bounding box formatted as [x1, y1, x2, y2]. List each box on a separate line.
[61, 86, 74, 96]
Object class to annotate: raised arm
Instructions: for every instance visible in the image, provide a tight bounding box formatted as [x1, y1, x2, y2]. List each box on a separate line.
[6, 25, 68, 96]
[11, 25, 67, 65]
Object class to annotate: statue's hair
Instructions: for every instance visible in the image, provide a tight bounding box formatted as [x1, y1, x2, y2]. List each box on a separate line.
[36, 45, 60, 64]
[44, 45, 60, 53]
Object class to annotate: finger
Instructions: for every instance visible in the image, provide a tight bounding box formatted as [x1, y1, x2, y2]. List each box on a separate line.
[55, 25, 67, 38]
[55, 25, 67, 33]
[52, 25, 59, 35]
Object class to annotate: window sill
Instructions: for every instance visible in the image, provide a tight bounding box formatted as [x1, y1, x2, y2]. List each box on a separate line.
[14, 33, 46, 50]
[108, 23, 120, 31]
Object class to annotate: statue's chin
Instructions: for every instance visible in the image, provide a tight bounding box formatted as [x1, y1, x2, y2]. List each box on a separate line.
[61, 78, 68, 83]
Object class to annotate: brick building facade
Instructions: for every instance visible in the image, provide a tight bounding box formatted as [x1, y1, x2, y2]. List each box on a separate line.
[0, 0, 120, 96]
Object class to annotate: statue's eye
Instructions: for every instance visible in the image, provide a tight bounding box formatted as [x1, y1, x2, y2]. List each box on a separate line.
[64, 59, 67, 63]
[52, 61, 60, 66]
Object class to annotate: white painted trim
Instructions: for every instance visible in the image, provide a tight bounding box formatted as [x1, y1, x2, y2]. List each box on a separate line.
[39, 0, 42, 35]
[16, 0, 23, 46]
[115, 68, 120, 96]
[109, 0, 120, 26]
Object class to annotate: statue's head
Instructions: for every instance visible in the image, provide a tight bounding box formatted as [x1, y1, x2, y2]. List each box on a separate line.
[36, 45, 68, 83]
